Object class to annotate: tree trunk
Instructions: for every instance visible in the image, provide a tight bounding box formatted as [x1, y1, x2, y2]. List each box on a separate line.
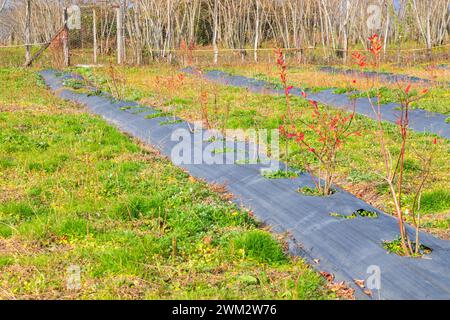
[254, 0, 260, 63]
[93, 9, 98, 64]
[383, 1, 390, 55]
[63, 8, 70, 67]
[25, 0, 31, 64]
[212, 0, 219, 64]
[116, 4, 123, 64]
[425, 6, 432, 60]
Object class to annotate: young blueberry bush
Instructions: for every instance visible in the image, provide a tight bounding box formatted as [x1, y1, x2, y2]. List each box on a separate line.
[275, 48, 295, 174]
[106, 61, 127, 100]
[154, 73, 185, 121]
[276, 49, 359, 196]
[353, 34, 435, 256]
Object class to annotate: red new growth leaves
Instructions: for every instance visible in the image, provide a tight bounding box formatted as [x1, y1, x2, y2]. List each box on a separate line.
[180, 39, 187, 51]
[352, 52, 367, 68]
[352, 34, 383, 69]
[275, 48, 288, 86]
[405, 83, 411, 95]
[309, 99, 318, 108]
[368, 34, 382, 57]
[285, 85, 294, 95]
[279, 90, 359, 195]
[282, 128, 304, 143]
[275, 49, 294, 124]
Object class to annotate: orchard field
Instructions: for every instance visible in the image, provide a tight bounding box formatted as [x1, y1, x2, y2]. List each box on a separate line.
[1, 0, 449, 301]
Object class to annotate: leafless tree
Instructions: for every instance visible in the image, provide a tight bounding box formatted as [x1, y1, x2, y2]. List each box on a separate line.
[1, 0, 448, 64]
[0, 0, 8, 13]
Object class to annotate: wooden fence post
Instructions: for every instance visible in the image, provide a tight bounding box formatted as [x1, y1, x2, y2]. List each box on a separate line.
[93, 8, 98, 64]
[116, 3, 123, 65]
[63, 8, 70, 67]
[25, 0, 31, 64]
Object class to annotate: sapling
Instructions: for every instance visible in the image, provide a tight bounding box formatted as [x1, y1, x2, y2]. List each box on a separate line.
[276, 49, 358, 191]
[373, 82, 432, 256]
[170, 74, 186, 122]
[191, 69, 210, 131]
[281, 93, 358, 196]
[106, 60, 127, 100]
[275, 48, 294, 174]
[199, 89, 211, 130]
[222, 100, 230, 137]
[180, 39, 188, 67]
[410, 137, 437, 254]
[353, 34, 434, 256]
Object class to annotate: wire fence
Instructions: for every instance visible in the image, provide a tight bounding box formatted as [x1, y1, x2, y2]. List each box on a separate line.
[1, 43, 448, 69]
[0, 5, 448, 69]
[2, 29, 450, 68]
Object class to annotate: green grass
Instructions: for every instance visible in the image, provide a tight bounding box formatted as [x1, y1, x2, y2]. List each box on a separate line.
[330, 209, 378, 220]
[211, 148, 235, 155]
[63, 78, 85, 90]
[235, 158, 262, 165]
[297, 186, 335, 197]
[230, 230, 287, 264]
[0, 67, 71, 108]
[0, 67, 335, 300]
[330, 212, 357, 220]
[262, 169, 299, 179]
[119, 105, 138, 111]
[159, 119, 183, 126]
[382, 238, 432, 257]
[145, 112, 172, 120]
[418, 190, 450, 214]
[355, 209, 378, 218]
[334, 87, 356, 94]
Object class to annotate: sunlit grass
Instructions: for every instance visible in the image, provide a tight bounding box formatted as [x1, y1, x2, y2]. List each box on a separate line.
[0, 67, 336, 299]
[209, 64, 450, 115]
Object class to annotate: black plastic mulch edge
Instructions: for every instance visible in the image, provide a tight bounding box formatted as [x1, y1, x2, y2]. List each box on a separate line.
[318, 66, 435, 84]
[40, 70, 450, 300]
[182, 67, 450, 140]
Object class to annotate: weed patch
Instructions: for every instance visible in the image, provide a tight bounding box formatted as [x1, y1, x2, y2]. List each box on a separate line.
[159, 119, 183, 126]
[298, 186, 336, 197]
[330, 209, 378, 219]
[211, 148, 235, 155]
[382, 238, 432, 257]
[418, 190, 450, 214]
[145, 112, 172, 120]
[230, 230, 287, 265]
[62, 78, 85, 90]
[261, 169, 298, 179]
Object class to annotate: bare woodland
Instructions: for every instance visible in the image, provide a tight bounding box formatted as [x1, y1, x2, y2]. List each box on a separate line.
[0, 0, 448, 65]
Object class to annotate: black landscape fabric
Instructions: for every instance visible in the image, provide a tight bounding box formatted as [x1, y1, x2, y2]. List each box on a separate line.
[182, 67, 450, 139]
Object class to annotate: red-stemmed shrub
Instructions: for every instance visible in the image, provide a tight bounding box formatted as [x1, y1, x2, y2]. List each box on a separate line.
[352, 34, 434, 256]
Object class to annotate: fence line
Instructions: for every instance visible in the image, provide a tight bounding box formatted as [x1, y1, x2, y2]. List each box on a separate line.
[0, 42, 51, 48]
[140, 43, 450, 53]
[1, 41, 449, 52]
[1, 37, 448, 68]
